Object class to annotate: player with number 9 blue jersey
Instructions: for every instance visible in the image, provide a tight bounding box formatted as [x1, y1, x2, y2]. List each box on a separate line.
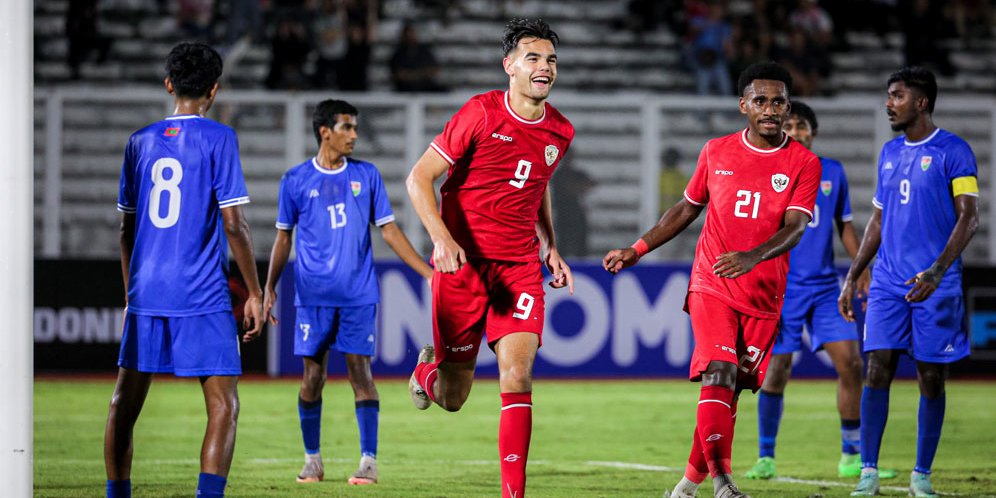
[117, 115, 250, 316]
[872, 128, 977, 299]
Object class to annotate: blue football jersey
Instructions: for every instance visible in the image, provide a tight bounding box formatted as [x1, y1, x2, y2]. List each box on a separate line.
[276, 157, 395, 307]
[117, 114, 250, 316]
[788, 157, 853, 286]
[872, 128, 977, 296]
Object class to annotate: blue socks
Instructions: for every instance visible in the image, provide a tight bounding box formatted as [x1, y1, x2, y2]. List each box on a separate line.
[299, 396, 323, 455]
[196, 473, 226, 498]
[841, 418, 861, 455]
[757, 390, 783, 458]
[356, 399, 380, 457]
[860, 386, 890, 469]
[106, 479, 130, 498]
[914, 394, 945, 474]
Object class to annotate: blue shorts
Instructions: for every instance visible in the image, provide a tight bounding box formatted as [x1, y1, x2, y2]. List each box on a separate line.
[863, 286, 969, 363]
[295, 305, 377, 357]
[773, 282, 858, 355]
[118, 311, 242, 377]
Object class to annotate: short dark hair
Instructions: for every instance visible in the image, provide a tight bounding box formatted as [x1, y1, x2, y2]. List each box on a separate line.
[789, 100, 818, 132]
[312, 99, 359, 146]
[737, 61, 793, 97]
[165, 42, 223, 99]
[502, 18, 559, 56]
[887, 66, 938, 113]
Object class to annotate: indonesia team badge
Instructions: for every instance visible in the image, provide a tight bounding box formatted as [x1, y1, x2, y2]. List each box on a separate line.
[544, 145, 559, 166]
[351, 181, 362, 196]
[821, 180, 833, 196]
[771, 173, 789, 193]
[921, 156, 932, 171]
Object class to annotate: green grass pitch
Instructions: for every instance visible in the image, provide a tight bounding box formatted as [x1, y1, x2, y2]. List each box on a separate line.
[35, 377, 996, 497]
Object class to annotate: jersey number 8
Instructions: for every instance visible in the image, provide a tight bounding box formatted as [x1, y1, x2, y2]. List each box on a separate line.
[149, 158, 183, 228]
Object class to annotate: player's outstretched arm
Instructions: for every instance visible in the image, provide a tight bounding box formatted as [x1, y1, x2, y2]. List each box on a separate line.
[839, 208, 882, 322]
[222, 205, 264, 341]
[263, 229, 293, 325]
[381, 221, 433, 282]
[536, 187, 573, 294]
[603, 199, 703, 274]
[904, 194, 979, 302]
[713, 209, 810, 279]
[119, 213, 136, 303]
[406, 147, 466, 273]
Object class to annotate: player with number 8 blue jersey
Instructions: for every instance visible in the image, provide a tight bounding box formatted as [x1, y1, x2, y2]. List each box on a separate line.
[118, 115, 249, 315]
[105, 43, 264, 498]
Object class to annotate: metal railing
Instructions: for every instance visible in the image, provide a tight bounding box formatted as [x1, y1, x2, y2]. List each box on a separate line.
[34, 87, 996, 263]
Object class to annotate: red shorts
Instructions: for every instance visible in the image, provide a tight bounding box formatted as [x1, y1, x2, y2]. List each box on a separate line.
[432, 259, 545, 363]
[687, 291, 779, 391]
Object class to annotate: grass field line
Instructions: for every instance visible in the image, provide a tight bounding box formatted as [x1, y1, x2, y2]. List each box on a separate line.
[584, 461, 971, 496]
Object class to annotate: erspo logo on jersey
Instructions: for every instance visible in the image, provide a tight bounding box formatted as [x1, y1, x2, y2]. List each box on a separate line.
[491, 132, 513, 142]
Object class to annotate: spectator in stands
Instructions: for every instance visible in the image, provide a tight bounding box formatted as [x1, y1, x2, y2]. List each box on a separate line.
[789, 0, 833, 49]
[178, 0, 215, 40]
[683, 0, 734, 95]
[951, 0, 992, 49]
[265, 14, 313, 89]
[902, 0, 956, 76]
[659, 147, 687, 215]
[312, 0, 348, 88]
[551, 160, 595, 258]
[65, 0, 111, 80]
[389, 22, 447, 93]
[775, 28, 826, 96]
[225, 0, 263, 46]
[337, 0, 377, 91]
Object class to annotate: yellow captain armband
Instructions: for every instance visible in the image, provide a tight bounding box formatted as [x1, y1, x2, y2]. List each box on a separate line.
[952, 176, 979, 197]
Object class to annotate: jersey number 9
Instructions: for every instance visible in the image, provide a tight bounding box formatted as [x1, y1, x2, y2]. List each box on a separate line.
[509, 160, 533, 189]
[149, 158, 183, 228]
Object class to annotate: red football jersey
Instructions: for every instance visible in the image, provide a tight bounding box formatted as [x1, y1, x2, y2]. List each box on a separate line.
[430, 90, 575, 262]
[684, 129, 821, 318]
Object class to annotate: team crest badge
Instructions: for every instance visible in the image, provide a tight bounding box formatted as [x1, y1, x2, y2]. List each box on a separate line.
[921, 156, 932, 171]
[821, 181, 833, 196]
[771, 173, 789, 193]
[351, 181, 361, 196]
[544, 145, 559, 166]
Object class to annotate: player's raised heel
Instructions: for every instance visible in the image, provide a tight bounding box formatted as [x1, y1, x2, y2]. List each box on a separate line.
[715, 483, 751, 498]
[409, 345, 435, 410]
[745, 456, 776, 479]
[663, 489, 697, 498]
[347, 455, 378, 485]
[296, 454, 324, 483]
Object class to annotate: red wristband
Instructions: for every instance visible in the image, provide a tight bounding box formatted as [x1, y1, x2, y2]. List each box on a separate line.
[631, 238, 649, 258]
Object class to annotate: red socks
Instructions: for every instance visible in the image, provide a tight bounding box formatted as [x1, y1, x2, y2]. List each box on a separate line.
[685, 426, 710, 484]
[697, 385, 735, 477]
[413, 361, 439, 403]
[499, 392, 532, 498]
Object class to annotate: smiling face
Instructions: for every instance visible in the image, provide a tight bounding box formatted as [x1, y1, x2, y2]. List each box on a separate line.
[321, 113, 358, 157]
[503, 36, 557, 101]
[885, 81, 924, 132]
[740, 79, 790, 141]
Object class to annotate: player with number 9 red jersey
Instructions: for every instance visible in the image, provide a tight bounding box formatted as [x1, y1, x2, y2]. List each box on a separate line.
[431, 89, 574, 263]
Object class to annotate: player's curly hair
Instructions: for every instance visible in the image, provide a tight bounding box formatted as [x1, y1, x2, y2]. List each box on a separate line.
[888, 66, 937, 113]
[165, 42, 223, 99]
[737, 61, 793, 97]
[501, 18, 559, 56]
[312, 99, 359, 146]
[789, 101, 818, 132]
